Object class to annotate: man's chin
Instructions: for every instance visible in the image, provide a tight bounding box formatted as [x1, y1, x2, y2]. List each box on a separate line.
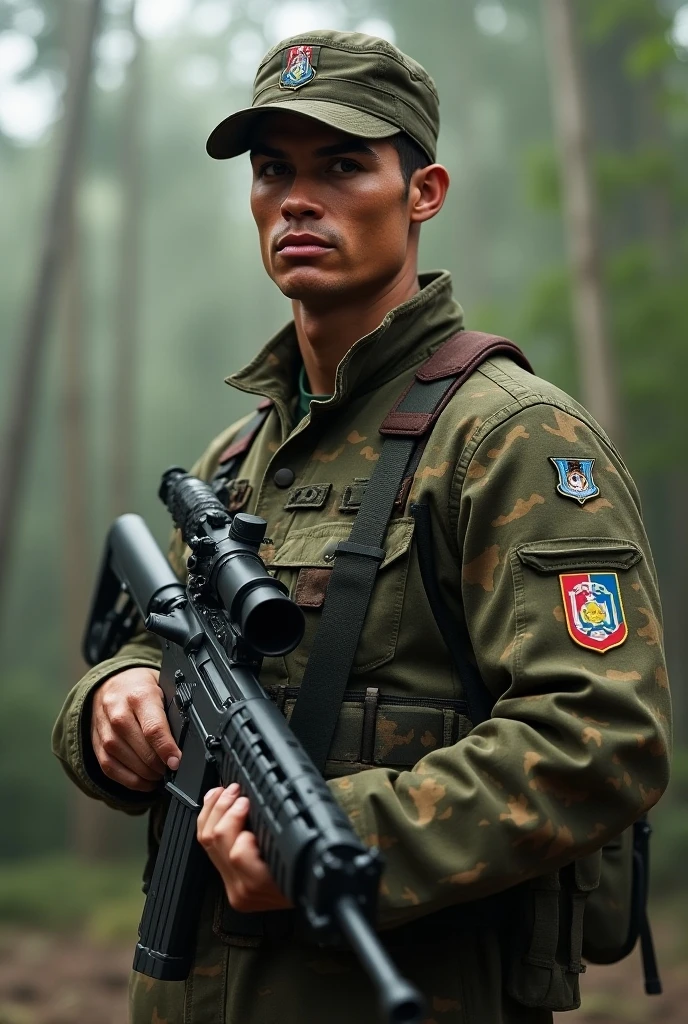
[274, 267, 351, 303]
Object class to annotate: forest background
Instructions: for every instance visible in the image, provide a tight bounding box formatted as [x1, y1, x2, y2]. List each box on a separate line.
[0, 0, 687, 1021]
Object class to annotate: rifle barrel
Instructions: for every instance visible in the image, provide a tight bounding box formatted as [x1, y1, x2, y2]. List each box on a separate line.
[335, 896, 425, 1024]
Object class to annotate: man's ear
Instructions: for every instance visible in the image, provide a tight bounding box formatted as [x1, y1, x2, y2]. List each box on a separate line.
[409, 164, 450, 224]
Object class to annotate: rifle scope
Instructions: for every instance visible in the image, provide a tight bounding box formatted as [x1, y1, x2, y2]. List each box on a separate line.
[159, 468, 304, 657]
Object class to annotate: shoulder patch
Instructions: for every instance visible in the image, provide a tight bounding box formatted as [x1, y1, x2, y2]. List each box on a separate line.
[560, 572, 628, 653]
[550, 457, 599, 504]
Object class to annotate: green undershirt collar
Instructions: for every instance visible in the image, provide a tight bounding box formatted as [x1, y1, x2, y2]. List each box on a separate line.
[296, 364, 331, 423]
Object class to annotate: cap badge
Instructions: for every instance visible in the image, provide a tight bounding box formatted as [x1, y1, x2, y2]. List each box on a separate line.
[280, 45, 317, 90]
[550, 457, 599, 504]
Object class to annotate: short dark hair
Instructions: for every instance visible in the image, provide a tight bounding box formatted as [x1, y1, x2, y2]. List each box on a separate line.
[389, 132, 431, 193]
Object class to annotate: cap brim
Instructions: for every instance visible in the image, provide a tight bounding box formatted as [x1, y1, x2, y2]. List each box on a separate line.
[206, 99, 399, 160]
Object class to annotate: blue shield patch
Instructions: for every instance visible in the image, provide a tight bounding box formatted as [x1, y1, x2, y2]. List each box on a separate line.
[550, 457, 599, 504]
[560, 571, 628, 652]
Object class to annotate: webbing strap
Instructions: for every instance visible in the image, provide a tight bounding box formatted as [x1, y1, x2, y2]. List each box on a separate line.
[288, 330, 529, 772]
[568, 892, 587, 974]
[523, 873, 561, 969]
[287, 433, 417, 772]
[288, 367, 464, 771]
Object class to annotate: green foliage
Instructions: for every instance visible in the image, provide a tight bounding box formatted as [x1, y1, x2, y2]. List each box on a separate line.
[596, 148, 675, 204]
[522, 0, 688, 476]
[625, 34, 676, 79]
[0, 676, 67, 860]
[525, 145, 561, 210]
[585, 0, 668, 46]
[526, 143, 677, 212]
[521, 267, 571, 338]
[0, 856, 142, 933]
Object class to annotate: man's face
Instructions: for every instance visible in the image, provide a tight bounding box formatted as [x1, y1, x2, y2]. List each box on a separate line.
[249, 113, 412, 306]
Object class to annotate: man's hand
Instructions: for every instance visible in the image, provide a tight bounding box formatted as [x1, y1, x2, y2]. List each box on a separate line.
[197, 784, 292, 913]
[90, 667, 181, 792]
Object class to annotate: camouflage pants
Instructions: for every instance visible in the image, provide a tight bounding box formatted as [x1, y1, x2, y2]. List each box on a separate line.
[128, 918, 553, 1024]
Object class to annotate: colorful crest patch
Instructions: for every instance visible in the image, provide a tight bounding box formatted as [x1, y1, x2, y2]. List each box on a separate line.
[280, 45, 317, 90]
[550, 457, 599, 504]
[560, 572, 628, 653]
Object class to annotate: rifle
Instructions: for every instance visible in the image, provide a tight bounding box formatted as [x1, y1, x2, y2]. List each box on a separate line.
[83, 467, 425, 1024]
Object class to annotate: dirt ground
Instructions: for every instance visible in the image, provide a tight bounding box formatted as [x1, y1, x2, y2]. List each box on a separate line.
[0, 929, 130, 1024]
[0, 924, 685, 1024]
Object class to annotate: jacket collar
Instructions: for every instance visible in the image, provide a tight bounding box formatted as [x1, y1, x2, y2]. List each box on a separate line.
[225, 271, 463, 433]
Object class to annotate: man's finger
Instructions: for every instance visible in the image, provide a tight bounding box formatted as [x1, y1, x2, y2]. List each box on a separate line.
[118, 723, 168, 775]
[227, 831, 292, 911]
[228, 830, 266, 875]
[132, 700, 181, 769]
[93, 736, 158, 791]
[199, 786, 244, 846]
[95, 722, 165, 782]
[214, 795, 250, 845]
[197, 786, 226, 833]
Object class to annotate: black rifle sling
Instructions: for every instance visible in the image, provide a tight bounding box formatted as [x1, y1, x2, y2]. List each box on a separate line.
[289, 332, 532, 773]
[287, 430, 418, 773]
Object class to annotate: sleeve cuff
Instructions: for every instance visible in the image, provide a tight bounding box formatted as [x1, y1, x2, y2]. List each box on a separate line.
[52, 654, 163, 814]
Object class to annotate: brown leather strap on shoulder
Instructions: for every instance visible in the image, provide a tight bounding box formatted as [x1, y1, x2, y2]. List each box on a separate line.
[380, 330, 533, 438]
[217, 398, 272, 465]
[416, 330, 533, 381]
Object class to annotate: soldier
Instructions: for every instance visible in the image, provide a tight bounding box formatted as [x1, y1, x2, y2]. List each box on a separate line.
[53, 30, 670, 1024]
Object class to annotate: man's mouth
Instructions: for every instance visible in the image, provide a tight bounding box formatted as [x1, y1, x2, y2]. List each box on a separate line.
[276, 233, 335, 257]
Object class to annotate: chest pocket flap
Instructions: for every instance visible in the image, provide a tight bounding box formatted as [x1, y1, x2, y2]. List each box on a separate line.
[268, 518, 415, 674]
[269, 518, 415, 571]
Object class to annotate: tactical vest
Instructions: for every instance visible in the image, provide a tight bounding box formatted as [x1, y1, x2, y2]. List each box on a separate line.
[207, 330, 659, 1011]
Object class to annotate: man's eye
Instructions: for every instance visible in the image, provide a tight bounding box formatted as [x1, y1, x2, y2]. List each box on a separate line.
[331, 158, 360, 173]
[261, 162, 290, 177]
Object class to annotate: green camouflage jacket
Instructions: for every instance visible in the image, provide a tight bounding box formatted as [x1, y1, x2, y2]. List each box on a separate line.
[53, 271, 670, 935]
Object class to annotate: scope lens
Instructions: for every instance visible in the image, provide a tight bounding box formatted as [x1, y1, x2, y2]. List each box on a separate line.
[240, 587, 305, 656]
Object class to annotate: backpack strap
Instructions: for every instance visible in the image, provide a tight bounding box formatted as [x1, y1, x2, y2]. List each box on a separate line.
[288, 331, 531, 773]
[380, 331, 532, 438]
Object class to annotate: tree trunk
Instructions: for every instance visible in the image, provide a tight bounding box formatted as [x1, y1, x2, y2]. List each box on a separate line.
[0, 0, 103, 621]
[60, 204, 110, 860]
[542, 0, 623, 443]
[112, 4, 145, 517]
[55, 2, 111, 861]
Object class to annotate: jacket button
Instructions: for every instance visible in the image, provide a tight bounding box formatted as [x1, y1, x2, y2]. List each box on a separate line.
[323, 541, 338, 563]
[273, 468, 295, 488]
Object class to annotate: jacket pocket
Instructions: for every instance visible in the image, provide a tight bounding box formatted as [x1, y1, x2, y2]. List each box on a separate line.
[268, 517, 415, 675]
[505, 853, 601, 1011]
[507, 537, 644, 668]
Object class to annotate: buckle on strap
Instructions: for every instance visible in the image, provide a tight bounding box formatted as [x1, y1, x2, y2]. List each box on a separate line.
[335, 540, 385, 562]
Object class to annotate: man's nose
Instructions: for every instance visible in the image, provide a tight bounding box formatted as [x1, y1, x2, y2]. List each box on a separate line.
[280, 180, 324, 220]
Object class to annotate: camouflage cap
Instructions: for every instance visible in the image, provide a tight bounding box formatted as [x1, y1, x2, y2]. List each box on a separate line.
[206, 30, 439, 162]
